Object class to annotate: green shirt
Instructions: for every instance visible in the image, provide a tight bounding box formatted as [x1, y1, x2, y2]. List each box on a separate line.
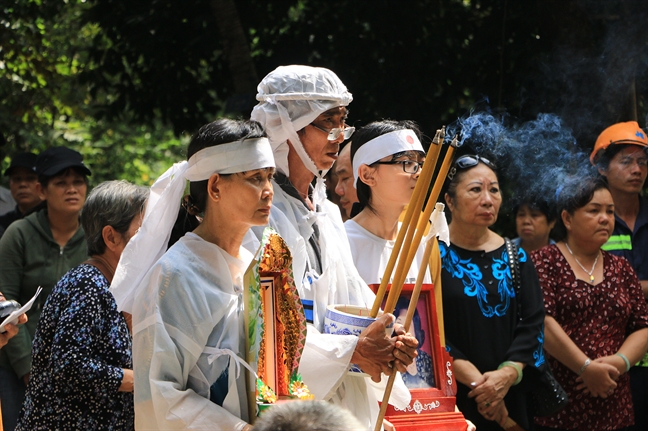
[0, 209, 87, 378]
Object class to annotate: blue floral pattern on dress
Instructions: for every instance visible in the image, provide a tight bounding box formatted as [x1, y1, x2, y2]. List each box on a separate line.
[534, 325, 546, 367]
[440, 243, 528, 318]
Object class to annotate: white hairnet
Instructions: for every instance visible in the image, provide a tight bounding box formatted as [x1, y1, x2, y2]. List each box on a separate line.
[251, 65, 352, 204]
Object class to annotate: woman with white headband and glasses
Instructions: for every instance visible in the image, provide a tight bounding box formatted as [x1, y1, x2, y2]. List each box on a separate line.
[110, 119, 275, 430]
[345, 120, 427, 285]
[345, 121, 477, 431]
[344, 120, 432, 384]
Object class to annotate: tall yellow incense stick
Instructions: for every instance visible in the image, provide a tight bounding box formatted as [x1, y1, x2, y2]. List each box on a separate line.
[429, 238, 445, 347]
[370, 128, 445, 317]
[383, 138, 457, 314]
[373, 234, 438, 431]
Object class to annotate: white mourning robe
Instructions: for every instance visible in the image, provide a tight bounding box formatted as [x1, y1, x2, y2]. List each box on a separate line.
[132, 233, 251, 430]
[247, 183, 410, 430]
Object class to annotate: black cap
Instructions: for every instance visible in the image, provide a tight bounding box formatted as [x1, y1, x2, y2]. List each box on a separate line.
[4, 152, 38, 176]
[35, 147, 91, 178]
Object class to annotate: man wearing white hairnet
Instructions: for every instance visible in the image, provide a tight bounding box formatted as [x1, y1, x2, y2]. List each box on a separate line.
[250, 65, 417, 430]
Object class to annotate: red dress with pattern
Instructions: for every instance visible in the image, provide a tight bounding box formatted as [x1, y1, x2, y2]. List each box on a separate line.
[531, 244, 648, 430]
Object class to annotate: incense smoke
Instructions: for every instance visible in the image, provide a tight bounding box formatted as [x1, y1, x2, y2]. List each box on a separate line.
[445, 111, 597, 212]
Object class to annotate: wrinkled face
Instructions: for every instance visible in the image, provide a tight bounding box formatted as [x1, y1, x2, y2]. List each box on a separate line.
[515, 204, 555, 245]
[564, 188, 615, 248]
[9, 167, 42, 212]
[298, 107, 348, 170]
[41, 169, 87, 215]
[446, 163, 501, 228]
[216, 168, 275, 227]
[600, 146, 648, 195]
[334, 146, 358, 218]
[366, 151, 424, 209]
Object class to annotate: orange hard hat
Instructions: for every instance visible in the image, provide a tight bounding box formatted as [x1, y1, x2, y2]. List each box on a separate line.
[590, 121, 648, 164]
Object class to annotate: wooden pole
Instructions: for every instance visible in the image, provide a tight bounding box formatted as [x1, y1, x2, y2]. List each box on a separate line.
[383, 139, 457, 314]
[370, 128, 445, 317]
[373, 234, 437, 431]
[429, 227, 445, 347]
[501, 417, 526, 431]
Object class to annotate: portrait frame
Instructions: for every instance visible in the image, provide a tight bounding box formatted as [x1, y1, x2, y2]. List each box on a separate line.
[370, 283, 454, 396]
[370, 283, 464, 430]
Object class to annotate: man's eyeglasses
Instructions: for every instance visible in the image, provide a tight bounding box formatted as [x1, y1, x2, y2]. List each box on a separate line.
[447, 155, 496, 180]
[373, 160, 423, 174]
[309, 123, 355, 141]
[618, 155, 648, 168]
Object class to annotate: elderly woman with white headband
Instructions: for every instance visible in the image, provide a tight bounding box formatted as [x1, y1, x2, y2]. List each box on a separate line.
[110, 119, 274, 430]
[250, 66, 417, 430]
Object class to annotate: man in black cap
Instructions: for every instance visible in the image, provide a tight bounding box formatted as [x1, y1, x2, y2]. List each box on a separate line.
[0, 153, 43, 237]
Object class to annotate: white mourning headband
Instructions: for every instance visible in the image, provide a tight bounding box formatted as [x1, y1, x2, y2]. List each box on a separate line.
[352, 129, 424, 186]
[186, 137, 274, 179]
[110, 137, 275, 313]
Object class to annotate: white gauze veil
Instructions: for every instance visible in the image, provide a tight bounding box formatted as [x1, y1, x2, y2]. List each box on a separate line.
[251, 65, 352, 206]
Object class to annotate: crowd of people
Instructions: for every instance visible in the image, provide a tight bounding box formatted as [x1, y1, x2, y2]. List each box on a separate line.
[0, 64, 647, 431]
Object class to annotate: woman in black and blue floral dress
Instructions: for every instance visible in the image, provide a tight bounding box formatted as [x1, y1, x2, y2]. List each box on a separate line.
[16, 180, 148, 430]
[440, 155, 546, 431]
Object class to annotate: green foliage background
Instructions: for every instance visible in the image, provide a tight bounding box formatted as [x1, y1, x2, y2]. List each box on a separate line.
[1, 0, 647, 191]
[0, 0, 188, 185]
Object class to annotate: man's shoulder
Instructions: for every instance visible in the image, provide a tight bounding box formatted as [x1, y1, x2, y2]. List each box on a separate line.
[1, 211, 40, 240]
[637, 195, 648, 227]
[0, 208, 20, 229]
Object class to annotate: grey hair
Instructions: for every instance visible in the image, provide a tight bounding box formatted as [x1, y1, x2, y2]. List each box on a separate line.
[252, 400, 364, 431]
[81, 180, 149, 256]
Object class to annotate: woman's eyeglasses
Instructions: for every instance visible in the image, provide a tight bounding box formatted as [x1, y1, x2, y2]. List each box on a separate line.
[309, 123, 355, 141]
[447, 155, 496, 180]
[373, 160, 423, 174]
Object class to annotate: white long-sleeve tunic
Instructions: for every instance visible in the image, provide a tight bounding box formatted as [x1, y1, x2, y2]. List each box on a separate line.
[132, 233, 251, 430]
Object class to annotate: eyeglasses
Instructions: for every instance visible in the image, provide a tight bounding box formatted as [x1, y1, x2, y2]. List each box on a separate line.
[309, 123, 355, 141]
[447, 155, 496, 180]
[373, 160, 423, 174]
[617, 155, 648, 168]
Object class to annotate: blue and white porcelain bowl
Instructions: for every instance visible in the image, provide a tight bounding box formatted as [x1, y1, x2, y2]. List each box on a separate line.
[323, 304, 393, 375]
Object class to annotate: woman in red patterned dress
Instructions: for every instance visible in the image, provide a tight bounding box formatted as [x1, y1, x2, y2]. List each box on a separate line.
[531, 176, 648, 431]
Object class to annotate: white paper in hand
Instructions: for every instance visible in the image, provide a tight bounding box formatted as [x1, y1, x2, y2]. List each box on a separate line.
[0, 286, 42, 333]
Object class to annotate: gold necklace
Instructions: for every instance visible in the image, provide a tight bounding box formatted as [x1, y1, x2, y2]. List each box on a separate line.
[564, 242, 600, 284]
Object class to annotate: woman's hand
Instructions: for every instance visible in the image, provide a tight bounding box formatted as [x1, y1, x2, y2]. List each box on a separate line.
[0, 323, 19, 348]
[576, 361, 618, 398]
[594, 355, 627, 378]
[391, 323, 418, 373]
[468, 367, 516, 412]
[119, 369, 134, 392]
[477, 397, 509, 423]
[0, 312, 27, 349]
